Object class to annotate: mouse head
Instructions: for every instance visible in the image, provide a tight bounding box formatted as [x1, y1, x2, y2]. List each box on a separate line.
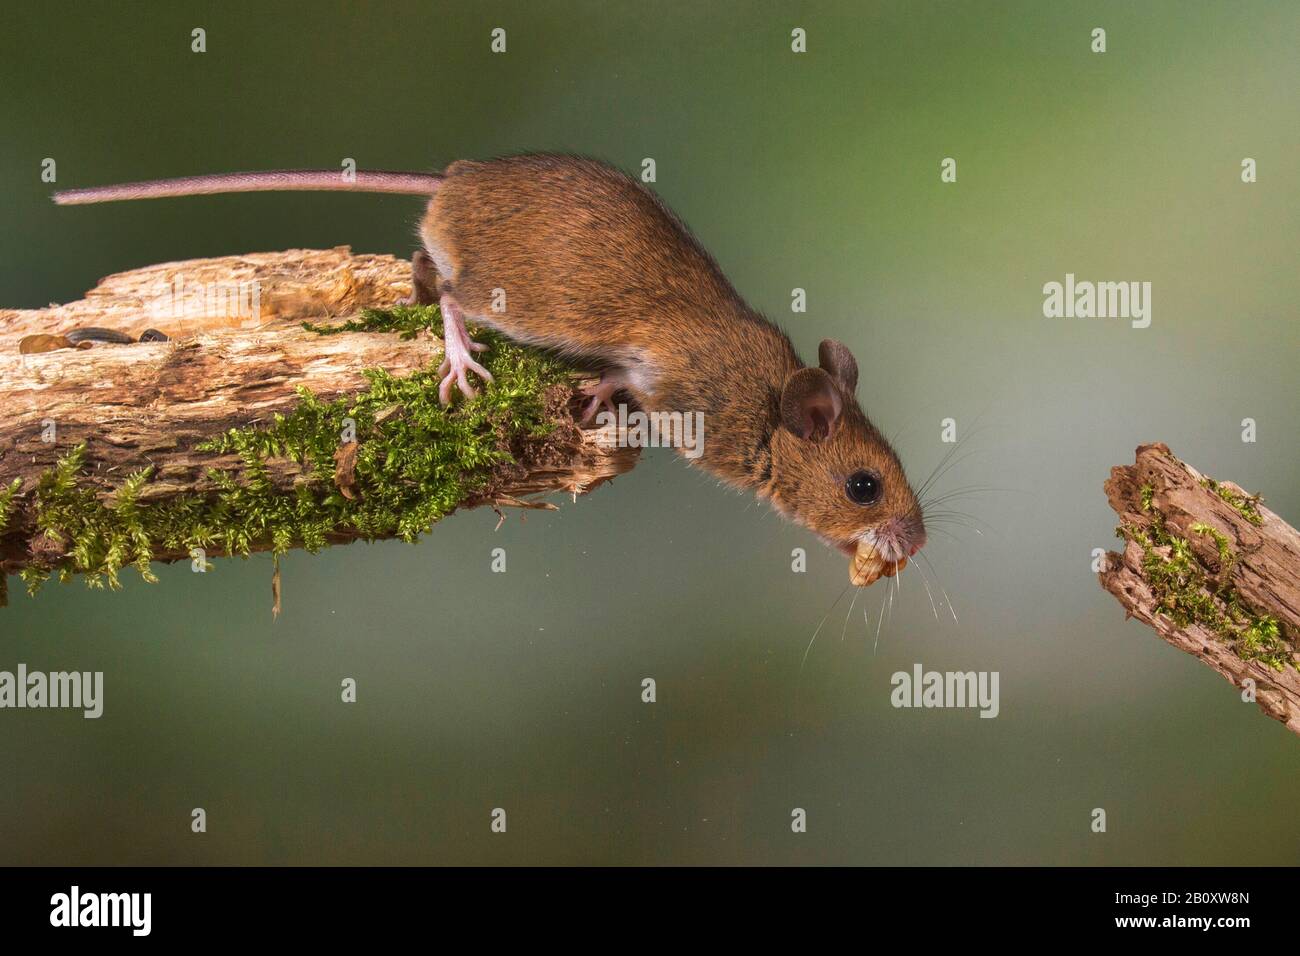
[767, 340, 927, 582]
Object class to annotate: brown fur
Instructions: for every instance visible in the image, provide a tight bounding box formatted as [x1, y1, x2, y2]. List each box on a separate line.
[50, 155, 928, 566]
[421, 154, 926, 560]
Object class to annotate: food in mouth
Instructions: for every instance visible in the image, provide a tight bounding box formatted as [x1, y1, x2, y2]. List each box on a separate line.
[850, 540, 906, 587]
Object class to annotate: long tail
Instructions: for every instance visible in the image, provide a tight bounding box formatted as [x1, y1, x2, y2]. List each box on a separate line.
[53, 169, 444, 205]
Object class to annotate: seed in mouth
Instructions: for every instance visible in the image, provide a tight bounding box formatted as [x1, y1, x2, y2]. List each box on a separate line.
[850, 541, 906, 587]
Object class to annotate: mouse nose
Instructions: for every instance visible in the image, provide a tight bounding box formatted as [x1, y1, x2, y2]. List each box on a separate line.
[908, 531, 927, 557]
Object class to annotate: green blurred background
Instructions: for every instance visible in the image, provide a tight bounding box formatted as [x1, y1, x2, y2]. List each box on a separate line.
[1, 0, 1297, 864]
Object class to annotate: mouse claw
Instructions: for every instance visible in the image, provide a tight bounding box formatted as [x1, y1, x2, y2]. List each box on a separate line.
[577, 371, 626, 425]
[435, 295, 495, 406]
[438, 361, 493, 405]
[579, 392, 619, 425]
[436, 335, 494, 405]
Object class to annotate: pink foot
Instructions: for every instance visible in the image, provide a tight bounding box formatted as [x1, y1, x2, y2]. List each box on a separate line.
[579, 370, 626, 425]
[437, 296, 493, 405]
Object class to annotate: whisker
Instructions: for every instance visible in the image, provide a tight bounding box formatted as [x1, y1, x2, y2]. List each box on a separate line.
[922, 513, 985, 527]
[922, 526, 966, 546]
[924, 526, 985, 544]
[922, 505, 993, 518]
[922, 519, 993, 542]
[918, 487, 1017, 513]
[872, 583, 889, 655]
[921, 514, 987, 533]
[911, 555, 940, 619]
[912, 441, 962, 503]
[801, 581, 853, 670]
[912, 417, 993, 502]
[914, 449, 994, 503]
[918, 483, 1009, 507]
[887, 420, 909, 451]
[841, 586, 861, 643]
[919, 550, 958, 624]
[922, 513, 992, 535]
[913, 441, 962, 504]
[886, 570, 897, 628]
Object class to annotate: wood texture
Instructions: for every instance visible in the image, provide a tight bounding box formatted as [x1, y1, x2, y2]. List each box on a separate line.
[0, 247, 639, 573]
[1099, 443, 1300, 735]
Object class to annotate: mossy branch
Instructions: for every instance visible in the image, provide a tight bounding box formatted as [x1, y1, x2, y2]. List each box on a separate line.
[0, 248, 639, 606]
[1099, 443, 1300, 736]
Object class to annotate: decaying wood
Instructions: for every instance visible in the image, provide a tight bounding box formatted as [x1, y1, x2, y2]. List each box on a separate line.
[0, 247, 639, 575]
[1099, 443, 1300, 735]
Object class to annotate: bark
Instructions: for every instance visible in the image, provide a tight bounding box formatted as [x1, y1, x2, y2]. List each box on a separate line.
[0, 247, 638, 578]
[1099, 442, 1300, 735]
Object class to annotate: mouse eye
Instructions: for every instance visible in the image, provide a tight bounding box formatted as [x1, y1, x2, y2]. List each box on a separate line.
[845, 470, 882, 505]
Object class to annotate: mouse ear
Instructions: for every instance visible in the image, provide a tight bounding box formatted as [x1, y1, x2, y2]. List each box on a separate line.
[818, 339, 858, 392]
[780, 367, 843, 441]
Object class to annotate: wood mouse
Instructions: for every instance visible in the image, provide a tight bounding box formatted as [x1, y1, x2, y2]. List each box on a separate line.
[54, 155, 926, 583]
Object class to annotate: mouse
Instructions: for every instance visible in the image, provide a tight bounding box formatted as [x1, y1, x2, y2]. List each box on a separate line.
[18, 327, 169, 353]
[53, 154, 926, 585]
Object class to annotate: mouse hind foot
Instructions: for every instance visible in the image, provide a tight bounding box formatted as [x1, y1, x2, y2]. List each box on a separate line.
[436, 295, 493, 404]
[578, 369, 630, 425]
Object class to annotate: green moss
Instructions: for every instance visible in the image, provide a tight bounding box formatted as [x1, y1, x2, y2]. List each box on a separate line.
[1116, 497, 1293, 671]
[1200, 476, 1263, 525]
[1188, 520, 1232, 575]
[301, 306, 434, 340]
[25, 446, 158, 591]
[0, 481, 16, 606]
[7, 305, 573, 599]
